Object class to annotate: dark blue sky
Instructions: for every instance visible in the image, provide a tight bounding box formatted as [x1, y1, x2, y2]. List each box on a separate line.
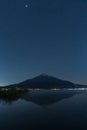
[0, 0, 87, 85]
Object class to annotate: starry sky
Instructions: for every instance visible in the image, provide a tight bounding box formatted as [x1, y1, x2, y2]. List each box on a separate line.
[0, 0, 87, 85]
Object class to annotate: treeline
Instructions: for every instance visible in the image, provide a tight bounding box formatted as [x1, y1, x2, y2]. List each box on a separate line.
[0, 88, 28, 103]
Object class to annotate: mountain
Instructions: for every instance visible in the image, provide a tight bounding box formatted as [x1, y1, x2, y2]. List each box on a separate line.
[14, 74, 75, 89]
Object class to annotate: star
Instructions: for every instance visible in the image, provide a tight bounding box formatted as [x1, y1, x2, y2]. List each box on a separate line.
[25, 4, 28, 8]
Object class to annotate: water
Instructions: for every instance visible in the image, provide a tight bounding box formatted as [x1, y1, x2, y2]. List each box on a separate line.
[0, 90, 87, 130]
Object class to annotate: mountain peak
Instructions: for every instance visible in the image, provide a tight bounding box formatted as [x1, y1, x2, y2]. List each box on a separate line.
[39, 73, 51, 77]
[33, 74, 57, 80]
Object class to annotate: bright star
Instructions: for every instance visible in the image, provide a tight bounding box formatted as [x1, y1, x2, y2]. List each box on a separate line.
[25, 4, 28, 8]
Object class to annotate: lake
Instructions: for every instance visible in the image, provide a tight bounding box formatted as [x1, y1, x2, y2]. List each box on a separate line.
[0, 90, 87, 130]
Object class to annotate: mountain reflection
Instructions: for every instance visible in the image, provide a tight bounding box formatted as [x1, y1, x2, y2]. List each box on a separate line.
[22, 90, 80, 106]
[0, 89, 83, 105]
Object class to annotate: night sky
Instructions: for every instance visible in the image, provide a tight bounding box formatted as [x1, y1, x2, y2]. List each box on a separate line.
[0, 0, 87, 85]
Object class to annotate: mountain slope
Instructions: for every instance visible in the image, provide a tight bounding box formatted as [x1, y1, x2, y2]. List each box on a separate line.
[16, 74, 75, 89]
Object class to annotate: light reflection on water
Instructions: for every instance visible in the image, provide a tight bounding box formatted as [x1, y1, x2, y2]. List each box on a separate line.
[0, 90, 87, 130]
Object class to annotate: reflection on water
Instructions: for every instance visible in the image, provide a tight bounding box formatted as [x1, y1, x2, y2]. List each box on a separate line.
[22, 90, 80, 106]
[0, 90, 87, 130]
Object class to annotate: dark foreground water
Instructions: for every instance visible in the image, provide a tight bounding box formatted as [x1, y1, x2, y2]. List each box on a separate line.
[0, 90, 87, 130]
